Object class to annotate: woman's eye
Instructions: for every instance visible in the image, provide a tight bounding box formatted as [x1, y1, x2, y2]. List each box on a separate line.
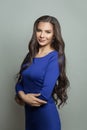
[36, 29, 51, 34]
[36, 29, 41, 32]
[46, 31, 51, 33]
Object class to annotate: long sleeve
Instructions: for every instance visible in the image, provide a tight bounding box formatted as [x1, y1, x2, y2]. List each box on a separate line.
[15, 79, 24, 94]
[38, 54, 60, 101]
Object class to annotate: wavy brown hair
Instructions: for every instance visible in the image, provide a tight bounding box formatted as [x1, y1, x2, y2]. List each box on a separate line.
[17, 15, 70, 108]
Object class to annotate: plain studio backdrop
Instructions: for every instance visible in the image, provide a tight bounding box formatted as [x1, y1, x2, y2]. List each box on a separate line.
[0, 0, 87, 130]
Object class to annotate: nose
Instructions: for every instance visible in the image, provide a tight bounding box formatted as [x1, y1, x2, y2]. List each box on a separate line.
[40, 32, 45, 38]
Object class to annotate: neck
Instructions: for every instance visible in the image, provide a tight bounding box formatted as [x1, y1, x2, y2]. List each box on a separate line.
[38, 46, 54, 54]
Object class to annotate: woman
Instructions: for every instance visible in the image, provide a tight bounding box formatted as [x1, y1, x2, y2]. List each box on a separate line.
[15, 15, 69, 130]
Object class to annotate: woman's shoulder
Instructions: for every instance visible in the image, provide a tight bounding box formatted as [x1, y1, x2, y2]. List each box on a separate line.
[50, 50, 58, 56]
[48, 50, 59, 61]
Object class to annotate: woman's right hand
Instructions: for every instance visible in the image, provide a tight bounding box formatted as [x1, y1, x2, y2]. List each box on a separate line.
[18, 91, 47, 107]
[24, 93, 47, 106]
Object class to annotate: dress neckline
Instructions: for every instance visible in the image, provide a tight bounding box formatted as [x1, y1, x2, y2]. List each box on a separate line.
[34, 50, 57, 59]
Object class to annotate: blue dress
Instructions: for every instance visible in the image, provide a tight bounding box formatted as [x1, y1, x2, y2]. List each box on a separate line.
[15, 50, 61, 130]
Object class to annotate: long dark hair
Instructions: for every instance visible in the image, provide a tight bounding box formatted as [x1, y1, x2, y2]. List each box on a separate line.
[17, 15, 70, 108]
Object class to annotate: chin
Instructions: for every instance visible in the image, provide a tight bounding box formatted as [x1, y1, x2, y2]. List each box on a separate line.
[38, 42, 47, 46]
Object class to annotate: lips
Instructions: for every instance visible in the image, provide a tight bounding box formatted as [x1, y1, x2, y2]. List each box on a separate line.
[38, 39, 46, 42]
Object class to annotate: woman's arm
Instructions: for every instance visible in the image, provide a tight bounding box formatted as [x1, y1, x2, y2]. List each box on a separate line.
[18, 91, 47, 106]
[38, 54, 60, 101]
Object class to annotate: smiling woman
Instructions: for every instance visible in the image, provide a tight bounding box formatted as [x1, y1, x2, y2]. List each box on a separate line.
[36, 22, 54, 48]
[15, 15, 69, 130]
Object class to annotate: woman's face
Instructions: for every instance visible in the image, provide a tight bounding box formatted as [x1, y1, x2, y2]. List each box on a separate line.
[36, 22, 54, 47]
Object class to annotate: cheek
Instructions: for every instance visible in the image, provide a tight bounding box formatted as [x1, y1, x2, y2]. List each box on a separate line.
[48, 35, 54, 41]
[36, 33, 39, 39]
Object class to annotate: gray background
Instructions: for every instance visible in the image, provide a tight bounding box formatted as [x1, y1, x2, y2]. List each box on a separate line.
[0, 0, 87, 130]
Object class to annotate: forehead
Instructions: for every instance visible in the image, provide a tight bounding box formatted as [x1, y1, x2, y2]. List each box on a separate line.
[37, 22, 53, 30]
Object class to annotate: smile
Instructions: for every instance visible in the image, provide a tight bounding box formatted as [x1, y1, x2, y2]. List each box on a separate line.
[39, 39, 46, 42]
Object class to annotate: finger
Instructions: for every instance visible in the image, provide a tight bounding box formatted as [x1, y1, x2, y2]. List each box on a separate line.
[32, 93, 41, 96]
[35, 98, 47, 104]
[31, 102, 41, 107]
[33, 103, 41, 106]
